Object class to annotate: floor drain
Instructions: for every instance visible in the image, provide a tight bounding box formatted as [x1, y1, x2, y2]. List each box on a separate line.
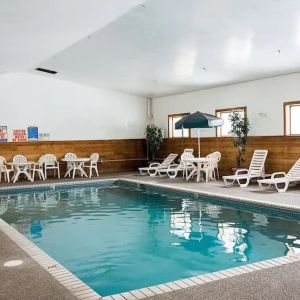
[3, 260, 23, 267]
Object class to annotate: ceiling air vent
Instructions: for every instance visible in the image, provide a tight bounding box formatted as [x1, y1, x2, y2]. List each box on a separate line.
[35, 68, 57, 74]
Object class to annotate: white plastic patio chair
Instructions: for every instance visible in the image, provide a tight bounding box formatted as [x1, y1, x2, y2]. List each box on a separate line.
[139, 153, 178, 177]
[44, 154, 60, 179]
[12, 155, 32, 183]
[84, 153, 100, 177]
[64, 153, 77, 177]
[258, 158, 300, 193]
[206, 151, 221, 179]
[32, 155, 45, 181]
[199, 156, 218, 182]
[160, 152, 195, 179]
[183, 148, 194, 154]
[223, 150, 268, 187]
[0, 156, 14, 183]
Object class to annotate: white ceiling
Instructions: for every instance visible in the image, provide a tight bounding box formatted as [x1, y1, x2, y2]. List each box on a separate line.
[0, 0, 144, 72]
[3, 0, 300, 97]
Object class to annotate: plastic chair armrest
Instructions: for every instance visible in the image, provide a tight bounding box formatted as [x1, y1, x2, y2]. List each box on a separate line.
[149, 162, 160, 167]
[168, 164, 179, 170]
[271, 172, 286, 179]
[235, 169, 249, 175]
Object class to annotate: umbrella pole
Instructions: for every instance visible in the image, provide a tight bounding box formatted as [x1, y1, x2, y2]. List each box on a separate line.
[198, 129, 200, 157]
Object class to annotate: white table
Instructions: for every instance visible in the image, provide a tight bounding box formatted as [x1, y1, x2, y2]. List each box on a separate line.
[62, 158, 90, 178]
[183, 157, 215, 182]
[8, 161, 34, 183]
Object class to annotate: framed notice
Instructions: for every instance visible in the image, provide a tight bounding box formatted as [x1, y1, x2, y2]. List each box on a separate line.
[28, 126, 39, 141]
[0, 126, 8, 142]
[12, 129, 27, 142]
[39, 133, 50, 141]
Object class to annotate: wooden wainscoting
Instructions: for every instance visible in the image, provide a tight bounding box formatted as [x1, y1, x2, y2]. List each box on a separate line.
[0, 139, 147, 174]
[158, 136, 300, 176]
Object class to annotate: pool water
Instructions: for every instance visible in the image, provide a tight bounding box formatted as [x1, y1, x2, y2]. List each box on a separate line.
[1, 180, 300, 296]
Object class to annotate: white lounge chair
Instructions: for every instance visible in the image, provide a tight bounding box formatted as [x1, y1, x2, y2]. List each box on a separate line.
[258, 158, 300, 193]
[139, 153, 178, 176]
[32, 155, 45, 181]
[0, 156, 14, 182]
[199, 156, 219, 182]
[159, 151, 195, 179]
[206, 151, 221, 179]
[44, 154, 60, 179]
[84, 153, 100, 177]
[223, 150, 268, 187]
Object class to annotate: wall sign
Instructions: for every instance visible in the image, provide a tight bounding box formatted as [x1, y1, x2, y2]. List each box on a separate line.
[12, 129, 27, 142]
[28, 126, 39, 141]
[0, 126, 8, 142]
[39, 133, 50, 141]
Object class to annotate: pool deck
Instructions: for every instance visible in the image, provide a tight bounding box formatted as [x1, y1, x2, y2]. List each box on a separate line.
[1, 172, 300, 299]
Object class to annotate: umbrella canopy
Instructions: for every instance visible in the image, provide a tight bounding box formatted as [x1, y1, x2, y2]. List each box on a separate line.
[175, 111, 223, 129]
[175, 111, 224, 157]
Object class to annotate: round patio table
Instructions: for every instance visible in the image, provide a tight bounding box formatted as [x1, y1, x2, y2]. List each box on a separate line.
[7, 161, 34, 183]
[183, 157, 214, 182]
[62, 158, 90, 179]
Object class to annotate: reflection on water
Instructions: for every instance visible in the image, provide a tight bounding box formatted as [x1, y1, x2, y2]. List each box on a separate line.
[1, 184, 300, 296]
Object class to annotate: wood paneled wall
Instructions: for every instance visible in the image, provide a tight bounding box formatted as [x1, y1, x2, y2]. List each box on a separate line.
[0, 139, 147, 174]
[2, 136, 298, 176]
[158, 136, 300, 176]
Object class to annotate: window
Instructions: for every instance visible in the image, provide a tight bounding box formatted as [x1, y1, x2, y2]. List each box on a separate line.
[168, 113, 191, 138]
[215, 107, 247, 137]
[284, 101, 300, 135]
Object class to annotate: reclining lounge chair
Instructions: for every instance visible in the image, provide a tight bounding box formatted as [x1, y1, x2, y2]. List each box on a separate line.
[223, 150, 268, 188]
[258, 158, 300, 193]
[139, 153, 178, 177]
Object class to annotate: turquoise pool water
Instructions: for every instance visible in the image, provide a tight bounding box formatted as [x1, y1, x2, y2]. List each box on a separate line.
[1, 180, 300, 296]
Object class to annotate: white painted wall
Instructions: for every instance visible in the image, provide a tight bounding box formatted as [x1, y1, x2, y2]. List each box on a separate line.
[152, 73, 300, 137]
[0, 73, 147, 140]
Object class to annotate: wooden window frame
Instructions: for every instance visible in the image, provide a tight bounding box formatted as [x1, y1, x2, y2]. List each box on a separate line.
[284, 100, 300, 136]
[215, 106, 247, 137]
[168, 113, 191, 138]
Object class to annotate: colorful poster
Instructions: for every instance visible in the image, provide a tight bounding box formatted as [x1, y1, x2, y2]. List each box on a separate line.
[28, 126, 39, 141]
[0, 126, 8, 142]
[12, 129, 27, 142]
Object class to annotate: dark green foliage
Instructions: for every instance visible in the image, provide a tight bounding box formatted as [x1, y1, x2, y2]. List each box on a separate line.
[229, 112, 250, 168]
[145, 124, 164, 160]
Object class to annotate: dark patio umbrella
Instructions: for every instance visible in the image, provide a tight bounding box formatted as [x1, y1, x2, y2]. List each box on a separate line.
[175, 111, 223, 157]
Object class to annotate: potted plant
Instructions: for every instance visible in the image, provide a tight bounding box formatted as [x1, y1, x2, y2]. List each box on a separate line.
[145, 124, 164, 161]
[229, 111, 250, 168]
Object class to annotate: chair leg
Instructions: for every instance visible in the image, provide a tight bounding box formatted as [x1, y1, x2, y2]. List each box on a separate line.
[57, 167, 60, 178]
[95, 166, 99, 177]
[6, 171, 10, 183]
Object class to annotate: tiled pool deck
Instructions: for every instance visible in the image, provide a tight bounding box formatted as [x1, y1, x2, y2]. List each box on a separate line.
[2, 172, 300, 300]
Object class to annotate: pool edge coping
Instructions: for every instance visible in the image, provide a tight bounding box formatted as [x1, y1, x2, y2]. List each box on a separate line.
[0, 218, 102, 300]
[2, 177, 300, 300]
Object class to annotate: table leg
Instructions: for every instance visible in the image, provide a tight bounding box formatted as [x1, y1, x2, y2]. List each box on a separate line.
[78, 162, 88, 178]
[186, 166, 197, 181]
[13, 166, 21, 183]
[64, 163, 74, 178]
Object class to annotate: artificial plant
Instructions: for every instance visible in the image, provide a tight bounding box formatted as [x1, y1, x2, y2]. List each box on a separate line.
[229, 111, 250, 168]
[145, 124, 164, 161]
